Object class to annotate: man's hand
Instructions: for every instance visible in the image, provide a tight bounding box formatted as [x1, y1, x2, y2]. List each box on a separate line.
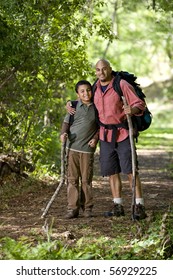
[66, 101, 76, 115]
[60, 133, 68, 143]
[123, 104, 140, 116]
[123, 104, 132, 115]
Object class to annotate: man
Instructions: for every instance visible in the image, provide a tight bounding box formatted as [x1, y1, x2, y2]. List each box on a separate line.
[93, 59, 146, 219]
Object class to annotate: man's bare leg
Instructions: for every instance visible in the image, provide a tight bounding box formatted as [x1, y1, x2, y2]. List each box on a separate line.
[104, 173, 124, 217]
[109, 173, 122, 198]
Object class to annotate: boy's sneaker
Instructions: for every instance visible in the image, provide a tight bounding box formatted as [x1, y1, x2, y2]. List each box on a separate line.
[134, 203, 147, 220]
[104, 203, 125, 217]
[84, 210, 93, 218]
[65, 209, 79, 219]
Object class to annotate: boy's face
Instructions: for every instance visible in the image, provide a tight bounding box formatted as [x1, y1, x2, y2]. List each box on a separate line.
[77, 84, 92, 104]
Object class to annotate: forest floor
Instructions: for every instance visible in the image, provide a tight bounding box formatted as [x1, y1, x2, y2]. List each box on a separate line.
[0, 146, 173, 244]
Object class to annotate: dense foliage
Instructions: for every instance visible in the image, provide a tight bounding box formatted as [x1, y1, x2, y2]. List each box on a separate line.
[0, 0, 113, 173]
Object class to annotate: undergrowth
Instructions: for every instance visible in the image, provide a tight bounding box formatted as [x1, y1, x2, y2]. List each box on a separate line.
[0, 211, 173, 260]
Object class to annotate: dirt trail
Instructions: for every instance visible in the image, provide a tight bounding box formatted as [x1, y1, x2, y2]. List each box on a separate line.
[0, 148, 173, 241]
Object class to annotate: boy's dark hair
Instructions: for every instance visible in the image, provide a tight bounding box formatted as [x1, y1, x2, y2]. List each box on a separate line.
[75, 80, 92, 93]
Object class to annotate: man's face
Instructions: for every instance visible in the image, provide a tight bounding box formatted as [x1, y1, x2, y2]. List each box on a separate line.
[77, 84, 92, 104]
[95, 61, 112, 83]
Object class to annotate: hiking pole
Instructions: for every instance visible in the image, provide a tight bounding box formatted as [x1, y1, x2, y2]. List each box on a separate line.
[121, 96, 137, 221]
[41, 139, 67, 219]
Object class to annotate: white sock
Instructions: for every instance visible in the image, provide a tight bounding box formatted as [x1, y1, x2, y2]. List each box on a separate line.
[113, 198, 123, 205]
[136, 198, 144, 205]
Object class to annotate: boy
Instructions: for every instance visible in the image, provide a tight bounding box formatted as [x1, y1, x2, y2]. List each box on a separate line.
[60, 80, 99, 219]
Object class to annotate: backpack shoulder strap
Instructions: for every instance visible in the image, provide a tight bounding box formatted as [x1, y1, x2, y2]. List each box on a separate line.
[112, 72, 123, 98]
[69, 100, 78, 125]
[71, 100, 78, 107]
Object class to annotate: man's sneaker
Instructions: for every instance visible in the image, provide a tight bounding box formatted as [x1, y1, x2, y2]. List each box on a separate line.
[134, 203, 147, 220]
[104, 203, 125, 217]
[65, 209, 79, 219]
[113, 203, 125, 217]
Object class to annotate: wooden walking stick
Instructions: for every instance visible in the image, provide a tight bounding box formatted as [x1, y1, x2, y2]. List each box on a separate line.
[121, 96, 137, 221]
[41, 140, 67, 218]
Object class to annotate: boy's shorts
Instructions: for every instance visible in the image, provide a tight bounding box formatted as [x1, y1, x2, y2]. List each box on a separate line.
[99, 137, 138, 176]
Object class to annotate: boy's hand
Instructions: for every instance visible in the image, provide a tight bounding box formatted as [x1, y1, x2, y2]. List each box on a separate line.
[60, 133, 68, 143]
[88, 139, 97, 148]
[66, 101, 76, 115]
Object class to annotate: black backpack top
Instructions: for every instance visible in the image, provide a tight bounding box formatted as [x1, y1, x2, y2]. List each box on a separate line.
[93, 70, 152, 134]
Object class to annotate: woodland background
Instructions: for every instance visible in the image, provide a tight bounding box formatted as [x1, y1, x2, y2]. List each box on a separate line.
[0, 0, 173, 261]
